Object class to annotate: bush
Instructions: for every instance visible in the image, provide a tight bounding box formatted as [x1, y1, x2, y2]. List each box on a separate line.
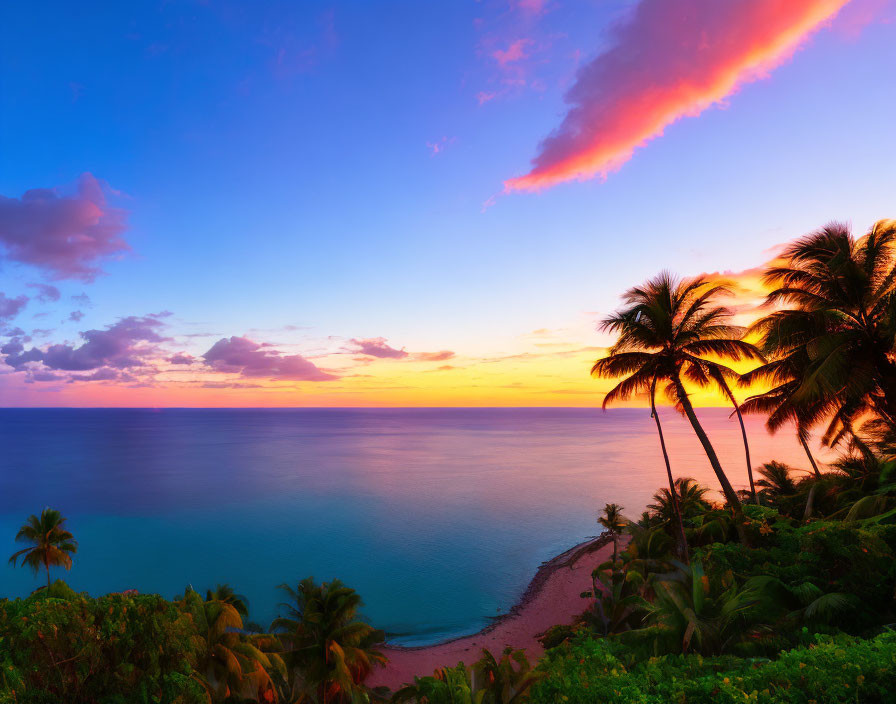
[0, 582, 205, 704]
[530, 631, 896, 703]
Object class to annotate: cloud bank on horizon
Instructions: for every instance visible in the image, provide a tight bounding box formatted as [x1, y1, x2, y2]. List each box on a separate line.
[505, 0, 852, 191]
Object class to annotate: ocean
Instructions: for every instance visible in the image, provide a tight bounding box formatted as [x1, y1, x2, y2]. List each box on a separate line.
[0, 407, 828, 644]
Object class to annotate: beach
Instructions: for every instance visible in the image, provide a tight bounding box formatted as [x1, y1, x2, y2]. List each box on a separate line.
[369, 532, 623, 691]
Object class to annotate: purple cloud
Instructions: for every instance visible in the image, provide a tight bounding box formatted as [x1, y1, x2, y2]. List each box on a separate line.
[27, 283, 61, 302]
[2, 314, 167, 373]
[350, 337, 408, 359]
[0, 173, 129, 280]
[68, 310, 84, 322]
[0, 293, 28, 323]
[203, 336, 338, 381]
[168, 352, 195, 365]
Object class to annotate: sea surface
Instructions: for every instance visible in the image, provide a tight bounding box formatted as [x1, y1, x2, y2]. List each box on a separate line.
[0, 407, 830, 644]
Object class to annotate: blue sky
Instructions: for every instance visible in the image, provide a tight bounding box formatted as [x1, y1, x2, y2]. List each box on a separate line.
[1, 0, 895, 405]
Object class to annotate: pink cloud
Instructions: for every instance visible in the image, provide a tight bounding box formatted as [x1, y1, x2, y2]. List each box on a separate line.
[476, 91, 498, 105]
[414, 350, 456, 362]
[0, 173, 129, 280]
[203, 336, 338, 381]
[505, 0, 852, 191]
[0, 293, 28, 323]
[349, 337, 409, 359]
[492, 38, 532, 66]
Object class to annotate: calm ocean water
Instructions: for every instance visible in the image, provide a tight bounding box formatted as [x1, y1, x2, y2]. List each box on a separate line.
[0, 408, 829, 644]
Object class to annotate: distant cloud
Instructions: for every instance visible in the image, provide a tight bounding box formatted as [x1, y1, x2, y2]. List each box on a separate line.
[0, 293, 28, 323]
[493, 38, 532, 66]
[27, 283, 60, 302]
[349, 337, 409, 359]
[414, 350, 456, 362]
[71, 293, 92, 306]
[2, 315, 167, 378]
[426, 136, 456, 155]
[505, 0, 851, 191]
[68, 310, 84, 322]
[168, 352, 195, 365]
[203, 336, 338, 381]
[0, 173, 129, 280]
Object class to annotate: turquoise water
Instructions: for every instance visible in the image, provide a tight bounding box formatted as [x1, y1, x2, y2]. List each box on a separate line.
[0, 408, 824, 644]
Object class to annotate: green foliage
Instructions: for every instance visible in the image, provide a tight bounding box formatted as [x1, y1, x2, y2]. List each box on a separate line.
[271, 577, 385, 703]
[531, 631, 896, 703]
[391, 649, 540, 704]
[0, 584, 204, 704]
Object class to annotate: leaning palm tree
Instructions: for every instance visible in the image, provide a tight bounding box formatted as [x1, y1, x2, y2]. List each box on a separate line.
[592, 273, 763, 545]
[271, 577, 385, 704]
[8, 508, 78, 588]
[598, 503, 627, 565]
[744, 220, 896, 448]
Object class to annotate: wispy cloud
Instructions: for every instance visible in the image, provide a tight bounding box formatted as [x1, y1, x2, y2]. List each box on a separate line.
[505, 0, 852, 191]
[349, 337, 409, 359]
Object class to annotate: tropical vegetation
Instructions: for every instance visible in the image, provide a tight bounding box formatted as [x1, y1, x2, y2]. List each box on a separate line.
[4, 219, 896, 703]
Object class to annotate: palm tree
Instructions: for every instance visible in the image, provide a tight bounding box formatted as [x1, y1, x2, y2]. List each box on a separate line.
[592, 273, 762, 544]
[271, 577, 385, 704]
[597, 503, 627, 565]
[640, 559, 763, 656]
[8, 508, 78, 588]
[648, 477, 711, 522]
[179, 587, 281, 702]
[205, 583, 250, 618]
[744, 220, 896, 447]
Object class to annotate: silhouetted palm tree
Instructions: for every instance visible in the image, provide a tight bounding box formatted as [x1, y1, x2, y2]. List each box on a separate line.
[205, 583, 250, 618]
[8, 508, 78, 588]
[598, 503, 627, 565]
[593, 273, 762, 544]
[271, 577, 385, 704]
[745, 220, 896, 447]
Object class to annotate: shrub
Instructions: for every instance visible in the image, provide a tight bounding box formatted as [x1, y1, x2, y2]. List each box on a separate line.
[530, 631, 896, 703]
[0, 583, 205, 704]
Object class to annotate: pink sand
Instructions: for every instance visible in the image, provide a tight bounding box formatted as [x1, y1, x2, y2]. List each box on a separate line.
[369, 536, 624, 691]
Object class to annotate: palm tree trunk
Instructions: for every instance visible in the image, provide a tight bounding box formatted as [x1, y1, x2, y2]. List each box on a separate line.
[803, 482, 817, 521]
[799, 434, 822, 478]
[650, 377, 689, 562]
[722, 384, 758, 505]
[612, 532, 618, 565]
[672, 375, 749, 545]
[45, 555, 51, 589]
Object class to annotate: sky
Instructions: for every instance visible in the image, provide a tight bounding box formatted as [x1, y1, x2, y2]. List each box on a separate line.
[1, 0, 895, 407]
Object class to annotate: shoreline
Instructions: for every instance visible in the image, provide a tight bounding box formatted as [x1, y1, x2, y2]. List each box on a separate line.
[369, 532, 618, 690]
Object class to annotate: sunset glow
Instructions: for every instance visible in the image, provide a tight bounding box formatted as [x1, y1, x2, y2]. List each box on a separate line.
[1, 0, 894, 408]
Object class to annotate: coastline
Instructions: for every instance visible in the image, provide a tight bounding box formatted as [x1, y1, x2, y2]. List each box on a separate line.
[369, 532, 619, 690]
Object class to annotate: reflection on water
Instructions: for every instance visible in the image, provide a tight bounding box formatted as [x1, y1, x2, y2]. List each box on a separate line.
[0, 408, 829, 644]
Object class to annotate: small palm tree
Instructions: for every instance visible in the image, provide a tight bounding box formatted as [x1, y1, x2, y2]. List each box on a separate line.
[597, 503, 627, 565]
[593, 272, 762, 547]
[648, 477, 711, 523]
[8, 508, 78, 588]
[205, 583, 250, 618]
[640, 559, 762, 656]
[271, 577, 385, 704]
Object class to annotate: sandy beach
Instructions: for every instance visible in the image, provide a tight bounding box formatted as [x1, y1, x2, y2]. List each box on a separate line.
[369, 532, 624, 691]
